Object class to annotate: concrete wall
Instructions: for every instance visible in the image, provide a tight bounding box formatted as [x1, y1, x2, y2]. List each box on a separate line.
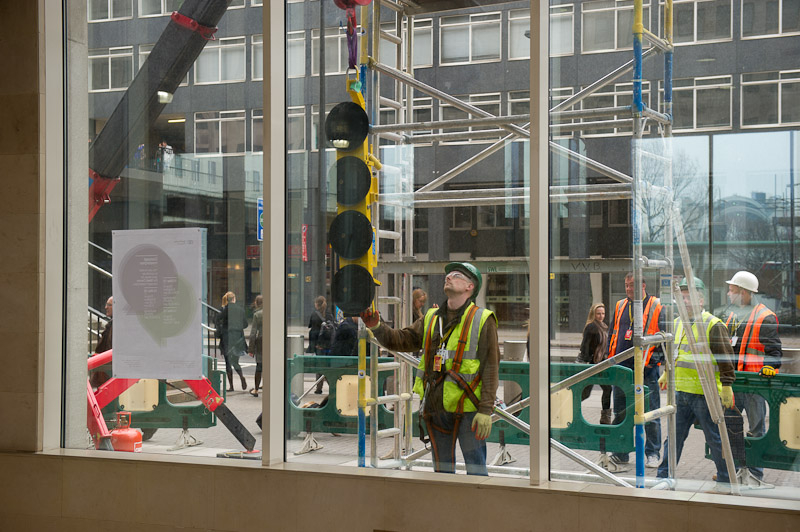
[0, 3, 797, 531]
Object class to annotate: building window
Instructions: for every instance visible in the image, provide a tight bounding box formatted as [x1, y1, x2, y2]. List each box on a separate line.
[440, 12, 501, 65]
[194, 37, 246, 84]
[251, 0, 262, 5]
[742, 0, 800, 38]
[661, 76, 733, 131]
[510, 6, 575, 59]
[311, 103, 337, 151]
[194, 111, 246, 154]
[138, 0, 183, 17]
[413, 18, 434, 67]
[139, 44, 187, 85]
[287, 106, 306, 152]
[252, 109, 263, 152]
[550, 87, 575, 138]
[439, 93, 502, 143]
[579, 82, 651, 136]
[287, 31, 306, 78]
[88, 0, 132, 22]
[89, 46, 134, 92]
[379, 22, 400, 69]
[252, 34, 263, 80]
[311, 27, 350, 75]
[582, 0, 651, 53]
[742, 70, 800, 127]
[478, 204, 514, 229]
[661, 0, 732, 43]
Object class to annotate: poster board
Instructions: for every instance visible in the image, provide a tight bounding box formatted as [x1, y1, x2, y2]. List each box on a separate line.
[112, 228, 205, 379]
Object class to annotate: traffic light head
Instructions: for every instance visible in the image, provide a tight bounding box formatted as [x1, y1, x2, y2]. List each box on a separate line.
[325, 102, 368, 150]
[326, 98, 379, 315]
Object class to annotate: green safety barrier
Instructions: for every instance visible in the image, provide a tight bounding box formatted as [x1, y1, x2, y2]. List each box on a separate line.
[286, 355, 528, 445]
[492, 360, 530, 445]
[98, 355, 224, 433]
[550, 363, 645, 454]
[701, 371, 800, 472]
[286, 355, 399, 436]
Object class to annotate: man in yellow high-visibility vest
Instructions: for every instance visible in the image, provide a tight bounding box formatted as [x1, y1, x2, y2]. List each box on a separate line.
[361, 262, 499, 475]
[656, 277, 736, 489]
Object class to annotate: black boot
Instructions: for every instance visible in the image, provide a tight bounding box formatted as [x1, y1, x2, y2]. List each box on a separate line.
[240, 373, 247, 390]
[226, 368, 234, 392]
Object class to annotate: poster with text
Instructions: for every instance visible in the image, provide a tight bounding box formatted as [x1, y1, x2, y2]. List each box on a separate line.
[112, 228, 204, 379]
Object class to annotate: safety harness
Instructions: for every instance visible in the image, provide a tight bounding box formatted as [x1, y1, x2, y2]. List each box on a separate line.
[418, 305, 482, 464]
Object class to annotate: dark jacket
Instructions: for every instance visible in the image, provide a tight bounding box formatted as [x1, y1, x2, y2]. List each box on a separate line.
[216, 303, 248, 356]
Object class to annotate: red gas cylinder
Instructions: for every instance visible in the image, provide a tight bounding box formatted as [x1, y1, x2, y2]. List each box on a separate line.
[110, 411, 142, 452]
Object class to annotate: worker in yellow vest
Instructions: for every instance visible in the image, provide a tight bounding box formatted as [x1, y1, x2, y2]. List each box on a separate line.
[362, 262, 499, 475]
[656, 277, 736, 489]
[723, 270, 782, 487]
[605, 273, 664, 471]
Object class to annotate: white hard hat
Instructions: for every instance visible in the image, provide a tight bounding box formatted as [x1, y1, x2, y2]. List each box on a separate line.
[726, 271, 758, 293]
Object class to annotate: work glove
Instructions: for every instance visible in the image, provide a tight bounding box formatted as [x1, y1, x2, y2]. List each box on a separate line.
[471, 412, 492, 440]
[658, 371, 668, 390]
[360, 309, 380, 329]
[759, 365, 778, 378]
[720, 385, 734, 409]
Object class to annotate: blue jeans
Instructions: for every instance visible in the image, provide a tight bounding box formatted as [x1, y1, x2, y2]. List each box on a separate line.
[739, 392, 766, 480]
[426, 410, 487, 475]
[611, 364, 662, 461]
[657, 391, 730, 482]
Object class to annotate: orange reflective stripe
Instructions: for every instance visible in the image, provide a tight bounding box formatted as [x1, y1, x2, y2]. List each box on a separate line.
[608, 299, 627, 358]
[642, 296, 662, 365]
[451, 304, 478, 373]
[736, 304, 776, 372]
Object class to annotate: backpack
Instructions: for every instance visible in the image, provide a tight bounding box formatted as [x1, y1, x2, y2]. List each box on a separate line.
[316, 320, 336, 354]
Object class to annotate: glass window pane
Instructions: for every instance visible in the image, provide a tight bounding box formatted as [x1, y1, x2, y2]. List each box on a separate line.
[697, 0, 731, 41]
[441, 26, 469, 62]
[413, 23, 433, 66]
[221, 46, 245, 81]
[89, 0, 109, 21]
[674, 3, 695, 42]
[510, 18, 530, 59]
[583, 11, 615, 52]
[472, 22, 500, 60]
[781, 82, 800, 123]
[196, 48, 218, 83]
[696, 87, 730, 128]
[140, 0, 161, 16]
[743, 0, 779, 37]
[742, 83, 778, 125]
[109, 55, 132, 89]
[222, 119, 245, 153]
[252, 41, 263, 80]
[112, 0, 132, 18]
[195, 120, 218, 153]
[288, 38, 305, 77]
[617, 8, 634, 48]
[550, 15, 573, 55]
[672, 89, 694, 129]
[89, 57, 109, 90]
[784, 0, 800, 32]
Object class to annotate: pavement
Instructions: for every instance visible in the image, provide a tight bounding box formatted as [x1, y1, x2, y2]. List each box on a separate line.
[120, 331, 800, 499]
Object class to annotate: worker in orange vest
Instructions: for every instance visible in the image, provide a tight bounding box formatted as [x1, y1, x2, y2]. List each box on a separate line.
[723, 270, 782, 487]
[604, 273, 664, 471]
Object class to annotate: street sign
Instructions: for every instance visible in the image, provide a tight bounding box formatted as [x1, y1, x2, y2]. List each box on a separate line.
[257, 197, 263, 241]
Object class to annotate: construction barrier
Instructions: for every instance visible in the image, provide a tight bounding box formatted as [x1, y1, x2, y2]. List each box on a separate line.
[702, 371, 800, 472]
[98, 355, 224, 433]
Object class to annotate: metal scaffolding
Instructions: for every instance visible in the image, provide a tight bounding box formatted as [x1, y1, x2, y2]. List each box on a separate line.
[350, 0, 740, 490]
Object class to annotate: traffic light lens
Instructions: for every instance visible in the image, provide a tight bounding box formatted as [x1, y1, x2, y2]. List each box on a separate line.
[332, 264, 376, 315]
[325, 102, 369, 150]
[332, 156, 371, 206]
[328, 210, 373, 259]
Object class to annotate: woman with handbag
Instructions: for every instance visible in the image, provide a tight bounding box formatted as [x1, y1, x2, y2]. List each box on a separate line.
[578, 302, 612, 424]
[215, 291, 249, 392]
